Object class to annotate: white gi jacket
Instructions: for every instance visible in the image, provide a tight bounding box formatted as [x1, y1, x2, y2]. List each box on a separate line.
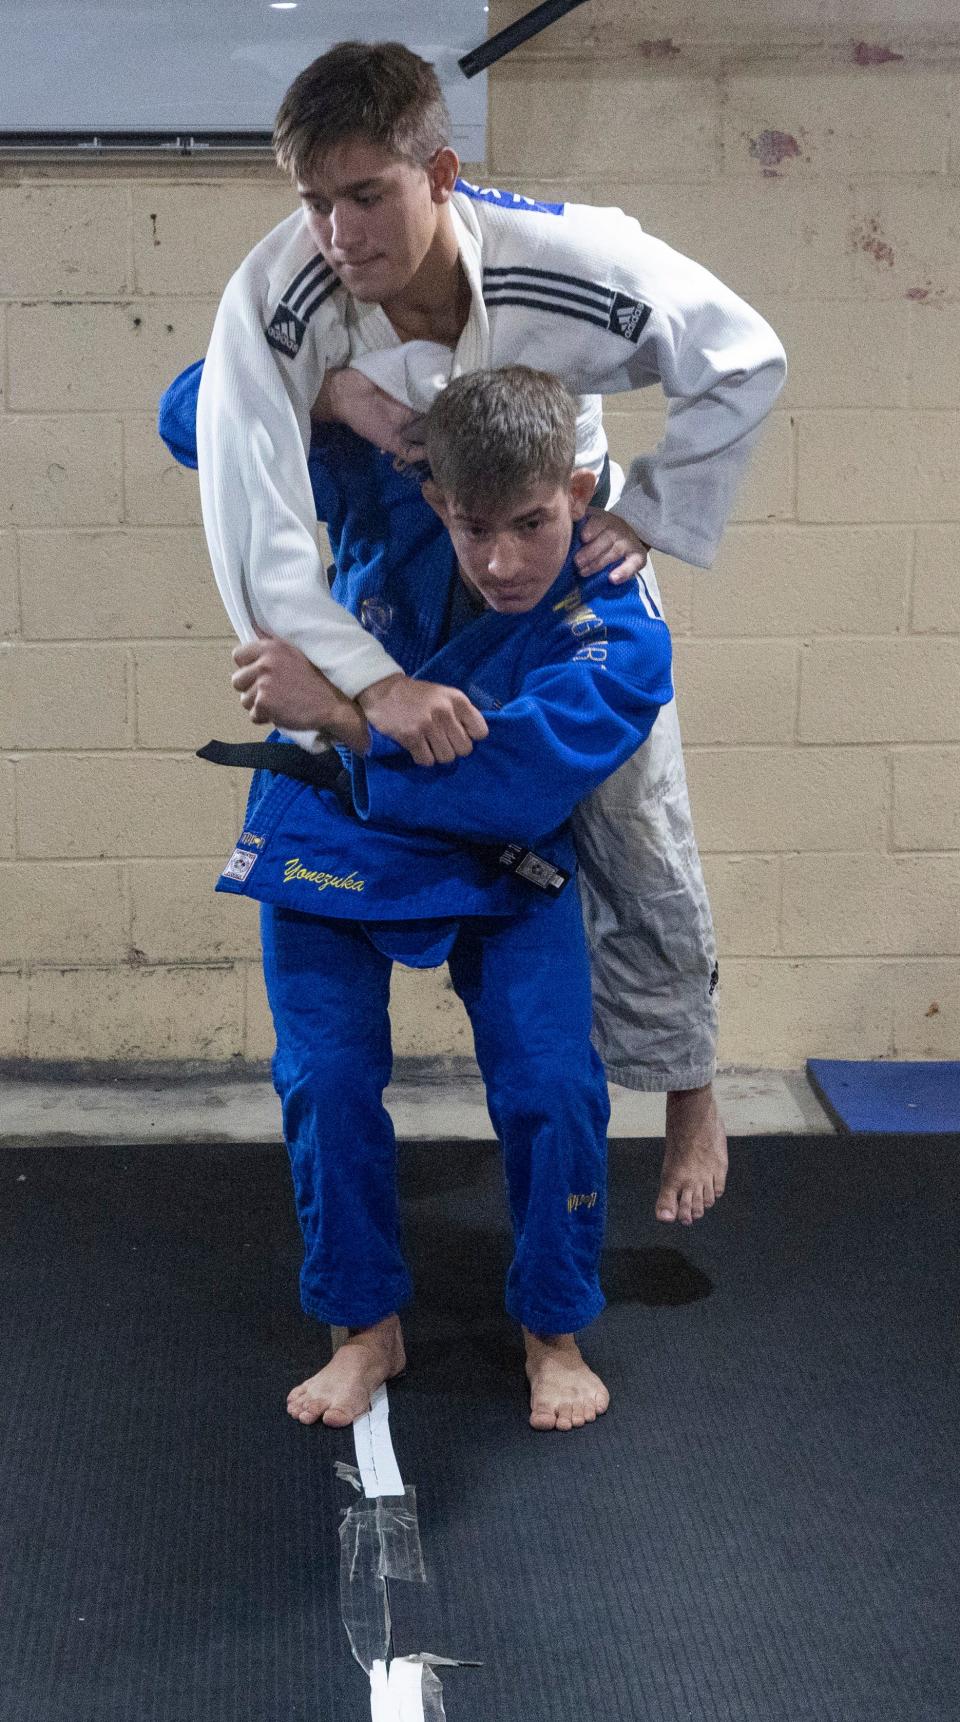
[197, 181, 786, 700]
[195, 180, 787, 1091]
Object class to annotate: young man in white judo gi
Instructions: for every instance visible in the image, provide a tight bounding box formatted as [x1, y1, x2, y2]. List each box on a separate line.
[192, 40, 786, 1243]
[209, 367, 675, 1429]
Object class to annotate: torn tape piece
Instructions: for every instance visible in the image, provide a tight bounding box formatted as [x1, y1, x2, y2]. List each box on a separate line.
[354, 1381, 405, 1498]
[376, 1487, 426, 1585]
[339, 1503, 392, 1673]
[335, 1459, 364, 1492]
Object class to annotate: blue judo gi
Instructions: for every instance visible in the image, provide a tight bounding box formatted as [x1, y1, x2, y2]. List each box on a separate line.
[160, 366, 673, 1334]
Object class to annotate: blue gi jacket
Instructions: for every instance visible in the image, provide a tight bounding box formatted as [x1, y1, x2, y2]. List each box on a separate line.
[159, 364, 673, 953]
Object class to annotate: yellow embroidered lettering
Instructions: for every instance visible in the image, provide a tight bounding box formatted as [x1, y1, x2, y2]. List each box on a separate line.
[282, 857, 365, 893]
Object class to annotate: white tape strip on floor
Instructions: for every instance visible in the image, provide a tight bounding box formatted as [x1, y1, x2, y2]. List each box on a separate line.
[369, 1657, 427, 1722]
[353, 1382, 406, 1499]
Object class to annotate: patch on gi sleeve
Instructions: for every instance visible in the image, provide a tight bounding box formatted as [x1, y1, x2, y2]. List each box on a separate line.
[222, 847, 258, 883]
[608, 292, 652, 344]
[265, 307, 307, 357]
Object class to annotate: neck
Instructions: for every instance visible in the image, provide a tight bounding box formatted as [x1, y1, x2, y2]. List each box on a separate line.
[381, 209, 470, 346]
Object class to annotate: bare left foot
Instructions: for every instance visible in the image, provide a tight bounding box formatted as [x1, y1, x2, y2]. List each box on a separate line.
[656, 1082, 728, 1225]
[522, 1329, 610, 1432]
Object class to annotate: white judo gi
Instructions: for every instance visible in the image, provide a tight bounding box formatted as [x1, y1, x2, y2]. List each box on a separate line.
[196, 179, 787, 1090]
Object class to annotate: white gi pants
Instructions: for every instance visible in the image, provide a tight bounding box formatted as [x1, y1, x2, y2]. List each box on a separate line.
[573, 561, 718, 1093]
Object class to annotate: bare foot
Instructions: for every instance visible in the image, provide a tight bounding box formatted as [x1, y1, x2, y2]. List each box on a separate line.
[656, 1083, 728, 1225]
[286, 1314, 405, 1429]
[523, 1329, 610, 1432]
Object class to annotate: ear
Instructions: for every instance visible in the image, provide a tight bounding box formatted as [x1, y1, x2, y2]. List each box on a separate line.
[569, 467, 598, 520]
[428, 147, 461, 204]
[420, 477, 450, 523]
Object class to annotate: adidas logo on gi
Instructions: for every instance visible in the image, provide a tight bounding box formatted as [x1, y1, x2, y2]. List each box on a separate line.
[608, 292, 651, 345]
[266, 307, 307, 357]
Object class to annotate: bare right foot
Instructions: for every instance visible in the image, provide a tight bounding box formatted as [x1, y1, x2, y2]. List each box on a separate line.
[523, 1329, 610, 1432]
[287, 1314, 405, 1429]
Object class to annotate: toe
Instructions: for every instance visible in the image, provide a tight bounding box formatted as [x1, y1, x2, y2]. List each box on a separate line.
[530, 1404, 557, 1430]
[656, 1187, 678, 1222]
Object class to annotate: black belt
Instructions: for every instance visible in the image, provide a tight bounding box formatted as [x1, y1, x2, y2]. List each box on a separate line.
[197, 738, 570, 897]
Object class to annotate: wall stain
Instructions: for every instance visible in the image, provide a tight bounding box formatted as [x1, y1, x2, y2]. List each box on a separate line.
[637, 38, 680, 59]
[852, 42, 905, 67]
[854, 217, 894, 268]
[749, 130, 802, 168]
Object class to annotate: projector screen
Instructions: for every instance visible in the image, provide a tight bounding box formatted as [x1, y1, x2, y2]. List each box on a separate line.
[0, 1, 488, 156]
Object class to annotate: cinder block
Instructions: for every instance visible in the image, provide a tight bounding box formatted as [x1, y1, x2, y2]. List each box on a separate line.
[0, 416, 123, 526]
[852, 180, 960, 302]
[909, 305, 960, 407]
[0, 532, 18, 638]
[0, 862, 126, 963]
[890, 961, 960, 1058]
[0, 759, 12, 860]
[799, 639, 960, 742]
[0, 970, 27, 1058]
[672, 641, 798, 744]
[27, 963, 244, 1060]
[689, 525, 910, 636]
[892, 748, 960, 851]
[0, 184, 130, 297]
[722, 70, 951, 178]
[390, 964, 474, 1057]
[19, 529, 228, 641]
[15, 753, 237, 859]
[716, 958, 892, 1066]
[0, 643, 129, 748]
[133, 642, 253, 748]
[129, 859, 260, 962]
[701, 854, 781, 955]
[8, 301, 219, 414]
[781, 852, 960, 956]
[132, 184, 297, 296]
[489, 64, 719, 181]
[912, 526, 960, 632]
[797, 411, 960, 523]
[602, 177, 856, 301]
[761, 299, 910, 409]
[123, 414, 203, 527]
[244, 961, 276, 1062]
[685, 747, 888, 851]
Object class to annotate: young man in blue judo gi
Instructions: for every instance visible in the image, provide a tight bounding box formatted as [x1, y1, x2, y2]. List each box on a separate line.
[181, 366, 673, 1431]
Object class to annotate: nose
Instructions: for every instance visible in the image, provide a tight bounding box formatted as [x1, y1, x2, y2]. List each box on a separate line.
[329, 203, 362, 257]
[487, 536, 522, 581]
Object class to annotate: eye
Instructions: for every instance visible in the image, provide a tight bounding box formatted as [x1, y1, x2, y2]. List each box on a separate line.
[355, 193, 382, 208]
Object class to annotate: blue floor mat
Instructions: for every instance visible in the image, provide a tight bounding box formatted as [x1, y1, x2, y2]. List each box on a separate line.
[807, 1059, 960, 1133]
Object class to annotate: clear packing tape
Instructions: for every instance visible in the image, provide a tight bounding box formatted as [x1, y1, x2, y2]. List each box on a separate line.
[338, 1487, 427, 1672]
[335, 1410, 481, 1719]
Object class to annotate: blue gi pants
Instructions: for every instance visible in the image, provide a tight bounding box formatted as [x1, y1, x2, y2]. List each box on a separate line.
[261, 886, 610, 1335]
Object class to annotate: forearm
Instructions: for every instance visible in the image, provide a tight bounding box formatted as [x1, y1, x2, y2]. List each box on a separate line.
[351, 665, 670, 847]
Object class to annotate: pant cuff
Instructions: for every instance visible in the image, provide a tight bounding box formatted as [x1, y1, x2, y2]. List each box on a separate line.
[601, 1058, 717, 1095]
[300, 1280, 412, 1329]
[506, 1288, 606, 1336]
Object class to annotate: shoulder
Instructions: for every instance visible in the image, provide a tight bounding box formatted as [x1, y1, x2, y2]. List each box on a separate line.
[542, 568, 672, 684]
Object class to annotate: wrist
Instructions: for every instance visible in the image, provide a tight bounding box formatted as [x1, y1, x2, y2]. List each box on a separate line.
[356, 671, 406, 713]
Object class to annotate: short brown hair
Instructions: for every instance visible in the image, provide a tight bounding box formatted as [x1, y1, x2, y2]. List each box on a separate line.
[423, 368, 578, 515]
[273, 41, 451, 182]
